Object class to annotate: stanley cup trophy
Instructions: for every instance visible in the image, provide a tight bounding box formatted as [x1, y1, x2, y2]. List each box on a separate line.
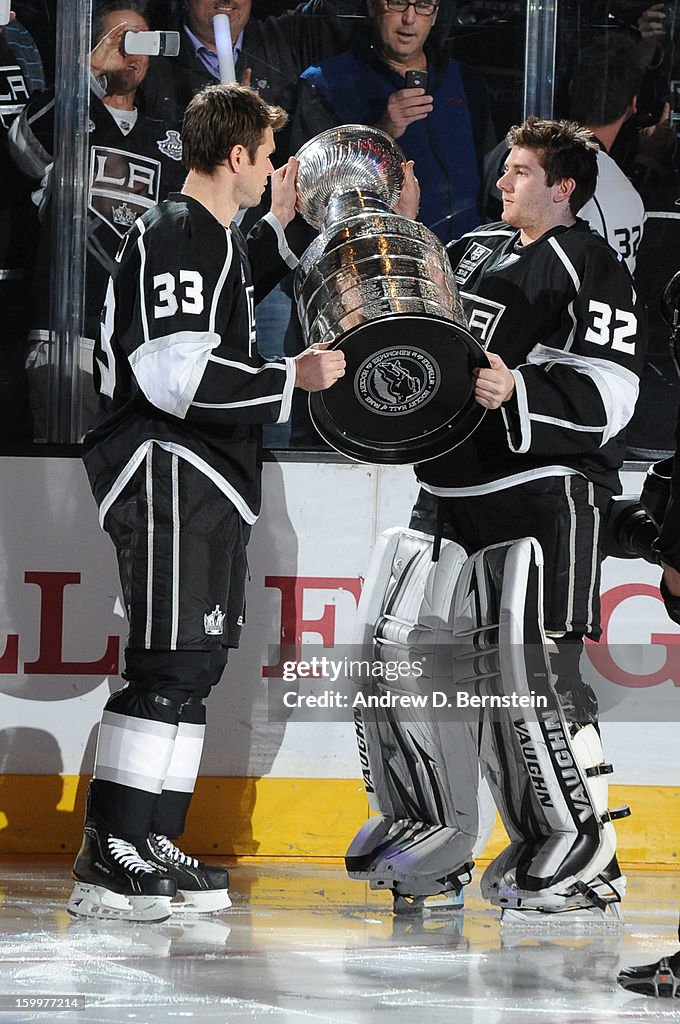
[294, 125, 488, 465]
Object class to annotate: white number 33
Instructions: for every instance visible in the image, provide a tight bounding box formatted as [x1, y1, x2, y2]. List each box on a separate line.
[153, 270, 204, 319]
[584, 300, 636, 354]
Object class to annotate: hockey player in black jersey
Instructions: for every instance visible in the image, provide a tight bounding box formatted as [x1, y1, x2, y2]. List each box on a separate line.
[411, 117, 647, 922]
[68, 83, 345, 922]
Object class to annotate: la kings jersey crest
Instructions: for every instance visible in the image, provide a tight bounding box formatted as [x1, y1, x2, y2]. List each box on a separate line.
[89, 146, 162, 236]
[0, 62, 29, 130]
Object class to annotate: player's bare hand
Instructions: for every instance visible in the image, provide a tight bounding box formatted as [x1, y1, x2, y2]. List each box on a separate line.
[473, 351, 516, 409]
[375, 87, 433, 139]
[394, 160, 420, 220]
[270, 156, 299, 228]
[240, 66, 252, 88]
[294, 344, 346, 392]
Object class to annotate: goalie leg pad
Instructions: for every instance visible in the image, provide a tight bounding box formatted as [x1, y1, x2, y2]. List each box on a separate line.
[346, 527, 492, 895]
[448, 537, 624, 909]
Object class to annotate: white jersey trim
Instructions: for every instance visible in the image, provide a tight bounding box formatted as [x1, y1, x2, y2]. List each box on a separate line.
[445, 227, 515, 253]
[262, 211, 299, 270]
[192, 392, 285, 410]
[211, 228, 232, 332]
[98, 439, 259, 528]
[276, 357, 296, 424]
[418, 466, 579, 498]
[548, 236, 581, 292]
[129, 330, 222, 418]
[525, 344, 639, 443]
[504, 370, 531, 453]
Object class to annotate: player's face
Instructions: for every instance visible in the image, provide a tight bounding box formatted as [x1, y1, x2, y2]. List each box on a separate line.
[186, 0, 253, 46]
[370, 0, 436, 65]
[236, 126, 275, 208]
[99, 10, 150, 93]
[497, 146, 568, 241]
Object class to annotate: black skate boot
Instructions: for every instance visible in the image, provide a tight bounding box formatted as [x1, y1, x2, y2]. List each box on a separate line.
[617, 950, 680, 997]
[68, 822, 177, 922]
[138, 834, 231, 914]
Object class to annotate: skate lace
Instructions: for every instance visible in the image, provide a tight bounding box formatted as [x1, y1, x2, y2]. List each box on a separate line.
[108, 836, 155, 874]
[155, 834, 200, 869]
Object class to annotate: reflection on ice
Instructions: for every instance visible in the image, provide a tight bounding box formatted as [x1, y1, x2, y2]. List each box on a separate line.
[0, 858, 678, 1022]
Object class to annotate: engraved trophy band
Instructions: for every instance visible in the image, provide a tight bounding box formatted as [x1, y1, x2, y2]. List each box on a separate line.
[294, 125, 488, 465]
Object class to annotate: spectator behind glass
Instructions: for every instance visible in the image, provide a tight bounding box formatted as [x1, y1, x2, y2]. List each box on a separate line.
[291, 0, 492, 244]
[140, 0, 371, 194]
[567, 38, 647, 274]
[8, 0, 186, 441]
[483, 38, 646, 274]
[0, 8, 45, 445]
[11, 1, 55, 86]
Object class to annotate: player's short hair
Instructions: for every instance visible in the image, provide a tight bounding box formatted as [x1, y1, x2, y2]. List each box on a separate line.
[568, 37, 644, 126]
[92, 0, 150, 46]
[181, 83, 288, 174]
[506, 116, 599, 214]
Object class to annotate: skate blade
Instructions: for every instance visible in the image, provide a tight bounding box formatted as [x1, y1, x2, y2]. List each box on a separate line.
[500, 903, 624, 931]
[67, 882, 173, 922]
[422, 891, 465, 914]
[171, 888, 232, 915]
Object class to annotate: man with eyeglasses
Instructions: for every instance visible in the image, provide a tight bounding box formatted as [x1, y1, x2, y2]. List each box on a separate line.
[291, 0, 492, 244]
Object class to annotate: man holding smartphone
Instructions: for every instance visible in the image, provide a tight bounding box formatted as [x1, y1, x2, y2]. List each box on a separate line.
[291, 0, 493, 243]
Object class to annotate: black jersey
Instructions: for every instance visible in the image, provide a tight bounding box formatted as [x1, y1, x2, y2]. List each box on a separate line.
[417, 219, 647, 497]
[82, 195, 297, 525]
[12, 88, 185, 339]
[0, 29, 42, 276]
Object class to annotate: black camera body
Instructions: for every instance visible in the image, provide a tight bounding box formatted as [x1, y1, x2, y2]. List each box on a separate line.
[604, 459, 673, 563]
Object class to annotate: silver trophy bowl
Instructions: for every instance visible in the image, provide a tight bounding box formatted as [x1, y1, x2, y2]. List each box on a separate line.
[294, 125, 487, 465]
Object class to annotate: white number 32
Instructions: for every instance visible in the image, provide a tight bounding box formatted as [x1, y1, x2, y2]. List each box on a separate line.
[584, 300, 636, 354]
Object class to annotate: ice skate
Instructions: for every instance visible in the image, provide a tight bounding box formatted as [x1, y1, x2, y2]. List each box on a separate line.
[499, 862, 626, 930]
[139, 834, 231, 914]
[68, 823, 176, 922]
[617, 951, 680, 997]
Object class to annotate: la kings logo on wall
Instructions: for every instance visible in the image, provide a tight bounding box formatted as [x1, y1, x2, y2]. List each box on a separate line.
[354, 346, 441, 416]
[89, 146, 161, 236]
[0, 63, 29, 129]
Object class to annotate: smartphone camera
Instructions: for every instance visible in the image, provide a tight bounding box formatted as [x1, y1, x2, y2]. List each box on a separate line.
[404, 69, 427, 89]
[123, 30, 180, 57]
[670, 79, 680, 130]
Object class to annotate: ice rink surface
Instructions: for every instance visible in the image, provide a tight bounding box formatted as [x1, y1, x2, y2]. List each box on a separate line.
[0, 857, 679, 1023]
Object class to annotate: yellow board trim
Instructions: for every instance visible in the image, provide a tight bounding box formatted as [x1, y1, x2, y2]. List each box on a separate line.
[0, 775, 677, 865]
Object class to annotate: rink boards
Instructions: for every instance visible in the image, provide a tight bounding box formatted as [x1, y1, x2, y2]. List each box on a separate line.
[0, 456, 677, 860]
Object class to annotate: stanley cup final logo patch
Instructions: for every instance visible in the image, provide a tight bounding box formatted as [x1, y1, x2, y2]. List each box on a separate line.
[204, 605, 226, 635]
[354, 346, 441, 416]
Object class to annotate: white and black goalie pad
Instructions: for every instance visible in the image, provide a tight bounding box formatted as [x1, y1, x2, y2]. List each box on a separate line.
[452, 537, 622, 909]
[346, 527, 495, 896]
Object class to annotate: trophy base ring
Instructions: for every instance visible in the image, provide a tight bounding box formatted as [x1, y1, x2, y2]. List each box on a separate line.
[308, 314, 488, 466]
